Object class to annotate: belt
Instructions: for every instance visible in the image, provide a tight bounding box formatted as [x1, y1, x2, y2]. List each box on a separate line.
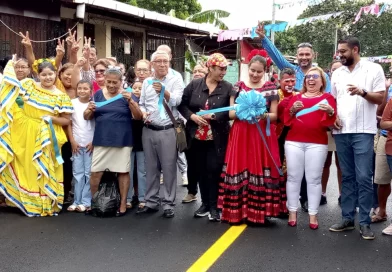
[144, 124, 174, 131]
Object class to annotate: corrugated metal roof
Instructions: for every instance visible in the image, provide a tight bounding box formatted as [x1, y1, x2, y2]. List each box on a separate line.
[74, 0, 218, 34]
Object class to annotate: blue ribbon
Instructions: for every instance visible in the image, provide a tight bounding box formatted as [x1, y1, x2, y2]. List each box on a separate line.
[95, 88, 133, 108]
[296, 99, 328, 118]
[253, 117, 283, 176]
[196, 105, 236, 116]
[148, 80, 166, 119]
[43, 117, 64, 165]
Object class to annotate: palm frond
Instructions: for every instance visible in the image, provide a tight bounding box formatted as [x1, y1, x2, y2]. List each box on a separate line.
[187, 10, 230, 30]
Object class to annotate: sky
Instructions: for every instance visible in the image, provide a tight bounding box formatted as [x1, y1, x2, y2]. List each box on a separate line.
[198, 0, 307, 29]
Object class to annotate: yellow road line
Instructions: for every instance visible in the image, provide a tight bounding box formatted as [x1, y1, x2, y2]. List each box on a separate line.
[186, 224, 247, 272]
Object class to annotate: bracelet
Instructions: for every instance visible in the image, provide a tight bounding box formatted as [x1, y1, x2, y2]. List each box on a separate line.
[328, 110, 334, 117]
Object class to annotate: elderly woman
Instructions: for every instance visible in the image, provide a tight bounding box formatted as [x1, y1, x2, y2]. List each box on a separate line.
[179, 53, 236, 222]
[84, 66, 142, 216]
[284, 67, 337, 229]
[72, 58, 110, 94]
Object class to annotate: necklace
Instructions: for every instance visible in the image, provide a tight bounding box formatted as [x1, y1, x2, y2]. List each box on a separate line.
[303, 91, 322, 98]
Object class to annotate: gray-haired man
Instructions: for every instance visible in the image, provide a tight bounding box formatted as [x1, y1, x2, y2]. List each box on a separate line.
[138, 50, 184, 218]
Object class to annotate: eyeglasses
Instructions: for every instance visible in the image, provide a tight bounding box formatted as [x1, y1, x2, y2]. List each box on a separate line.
[14, 66, 29, 70]
[153, 60, 169, 65]
[95, 69, 106, 74]
[305, 74, 320, 79]
[136, 68, 150, 73]
[298, 42, 313, 49]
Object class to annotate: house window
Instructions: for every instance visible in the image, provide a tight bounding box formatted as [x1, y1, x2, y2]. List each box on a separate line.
[0, 40, 11, 59]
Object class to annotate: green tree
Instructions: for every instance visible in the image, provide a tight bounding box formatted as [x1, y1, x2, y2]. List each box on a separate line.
[116, 0, 202, 20]
[186, 10, 230, 30]
[273, 0, 392, 68]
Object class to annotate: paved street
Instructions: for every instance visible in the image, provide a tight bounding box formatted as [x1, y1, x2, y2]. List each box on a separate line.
[1, 163, 391, 272]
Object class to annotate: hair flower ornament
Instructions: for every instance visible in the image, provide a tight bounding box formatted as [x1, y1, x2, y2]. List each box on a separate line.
[32, 58, 57, 74]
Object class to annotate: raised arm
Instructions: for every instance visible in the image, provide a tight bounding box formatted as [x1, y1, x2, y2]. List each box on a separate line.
[256, 22, 295, 70]
[55, 39, 65, 71]
[19, 31, 35, 69]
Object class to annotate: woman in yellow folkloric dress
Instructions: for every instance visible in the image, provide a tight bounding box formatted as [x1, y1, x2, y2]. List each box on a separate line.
[0, 59, 73, 217]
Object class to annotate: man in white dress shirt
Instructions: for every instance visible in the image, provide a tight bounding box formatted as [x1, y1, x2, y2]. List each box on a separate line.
[329, 36, 385, 240]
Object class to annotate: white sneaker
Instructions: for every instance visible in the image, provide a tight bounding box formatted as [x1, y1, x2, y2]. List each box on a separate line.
[182, 173, 188, 186]
[382, 223, 392, 235]
[160, 174, 163, 185]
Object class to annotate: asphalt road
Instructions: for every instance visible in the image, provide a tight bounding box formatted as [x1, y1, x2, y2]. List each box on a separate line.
[1, 163, 391, 272]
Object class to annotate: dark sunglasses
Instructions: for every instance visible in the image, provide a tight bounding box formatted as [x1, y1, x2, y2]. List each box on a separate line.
[298, 42, 313, 49]
[305, 74, 320, 79]
[95, 69, 106, 74]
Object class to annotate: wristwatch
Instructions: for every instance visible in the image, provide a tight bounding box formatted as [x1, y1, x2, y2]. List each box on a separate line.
[361, 89, 368, 98]
[211, 113, 216, 120]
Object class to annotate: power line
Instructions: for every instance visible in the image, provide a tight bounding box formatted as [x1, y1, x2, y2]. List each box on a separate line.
[0, 19, 78, 43]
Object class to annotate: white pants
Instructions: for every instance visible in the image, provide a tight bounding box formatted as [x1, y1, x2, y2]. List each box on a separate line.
[285, 141, 328, 215]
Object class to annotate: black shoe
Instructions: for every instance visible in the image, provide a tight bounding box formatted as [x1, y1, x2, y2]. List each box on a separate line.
[329, 220, 355, 232]
[320, 195, 327, 205]
[359, 225, 375, 240]
[136, 206, 159, 214]
[208, 209, 221, 222]
[338, 196, 341, 206]
[194, 204, 210, 217]
[163, 209, 175, 218]
[301, 201, 308, 213]
[116, 209, 127, 217]
[131, 195, 139, 207]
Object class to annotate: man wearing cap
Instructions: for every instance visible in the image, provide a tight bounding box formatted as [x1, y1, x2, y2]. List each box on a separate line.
[157, 44, 189, 186]
[138, 50, 184, 218]
[178, 53, 237, 222]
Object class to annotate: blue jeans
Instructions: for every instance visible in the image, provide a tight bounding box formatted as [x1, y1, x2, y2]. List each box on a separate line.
[335, 134, 374, 226]
[127, 151, 147, 203]
[71, 147, 92, 206]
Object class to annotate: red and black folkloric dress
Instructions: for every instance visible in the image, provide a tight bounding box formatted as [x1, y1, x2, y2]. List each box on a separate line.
[218, 81, 288, 224]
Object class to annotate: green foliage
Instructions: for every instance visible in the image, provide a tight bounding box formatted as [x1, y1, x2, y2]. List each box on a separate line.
[116, 0, 202, 19]
[187, 10, 230, 30]
[273, 0, 392, 68]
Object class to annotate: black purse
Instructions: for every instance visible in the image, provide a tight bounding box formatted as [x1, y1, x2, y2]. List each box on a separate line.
[163, 102, 187, 152]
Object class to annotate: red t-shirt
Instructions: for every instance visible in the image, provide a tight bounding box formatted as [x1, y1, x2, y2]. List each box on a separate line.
[284, 93, 337, 145]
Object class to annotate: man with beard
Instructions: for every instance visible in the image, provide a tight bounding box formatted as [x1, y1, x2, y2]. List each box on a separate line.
[329, 37, 385, 240]
[256, 22, 331, 92]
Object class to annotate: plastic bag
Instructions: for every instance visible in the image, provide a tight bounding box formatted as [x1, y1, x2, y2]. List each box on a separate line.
[91, 170, 120, 217]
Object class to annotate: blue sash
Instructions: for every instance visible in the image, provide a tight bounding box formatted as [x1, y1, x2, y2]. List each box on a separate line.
[95, 88, 133, 108]
[43, 117, 64, 165]
[147, 79, 166, 119]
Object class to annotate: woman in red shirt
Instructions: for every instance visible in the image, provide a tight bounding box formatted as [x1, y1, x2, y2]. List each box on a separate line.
[284, 67, 337, 229]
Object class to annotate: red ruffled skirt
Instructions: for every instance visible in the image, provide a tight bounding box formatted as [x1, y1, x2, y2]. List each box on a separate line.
[218, 119, 287, 224]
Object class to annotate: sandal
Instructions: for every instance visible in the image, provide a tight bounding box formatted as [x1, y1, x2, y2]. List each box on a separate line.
[76, 205, 87, 213]
[371, 213, 387, 223]
[67, 204, 77, 212]
[126, 202, 133, 209]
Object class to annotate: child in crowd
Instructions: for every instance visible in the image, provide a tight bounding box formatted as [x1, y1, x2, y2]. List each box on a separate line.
[127, 79, 147, 212]
[67, 79, 95, 212]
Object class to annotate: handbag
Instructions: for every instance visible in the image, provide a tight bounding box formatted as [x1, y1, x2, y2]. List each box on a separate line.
[91, 169, 120, 217]
[163, 102, 187, 152]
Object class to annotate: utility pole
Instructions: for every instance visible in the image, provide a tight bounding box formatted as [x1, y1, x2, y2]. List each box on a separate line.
[271, 0, 276, 44]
